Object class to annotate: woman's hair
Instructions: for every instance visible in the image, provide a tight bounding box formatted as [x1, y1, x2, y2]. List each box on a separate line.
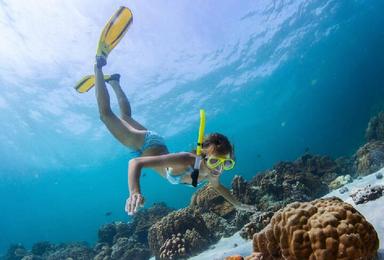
[201, 133, 234, 158]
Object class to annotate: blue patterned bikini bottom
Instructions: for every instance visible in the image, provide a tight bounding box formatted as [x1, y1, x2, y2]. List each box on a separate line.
[130, 130, 168, 157]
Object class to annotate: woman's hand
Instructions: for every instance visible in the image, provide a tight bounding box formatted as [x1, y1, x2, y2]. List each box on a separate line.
[236, 203, 258, 213]
[125, 192, 145, 215]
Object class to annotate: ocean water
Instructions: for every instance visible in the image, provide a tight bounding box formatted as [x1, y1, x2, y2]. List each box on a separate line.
[1, 0, 384, 255]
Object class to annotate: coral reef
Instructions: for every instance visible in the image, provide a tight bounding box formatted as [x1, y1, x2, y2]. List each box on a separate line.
[148, 208, 213, 258]
[230, 210, 254, 230]
[350, 185, 384, 205]
[159, 233, 187, 259]
[131, 202, 174, 244]
[2, 203, 174, 260]
[43, 242, 94, 260]
[294, 154, 341, 183]
[252, 197, 379, 260]
[97, 202, 173, 247]
[190, 184, 236, 218]
[3, 243, 95, 260]
[3, 244, 29, 260]
[95, 202, 173, 259]
[109, 237, 150, 260]
[365, 112, 384, 142]
[202, 212, 237, 239]
[95, 222, 152, 259]
[232, 155, 334, 212]
[31, 242, 53, 256]
[328, 174, 352, 190]
[98, 223, 122, 245]
[240, 211, 274, 240]
[93, 243, 111, 260]
[354, 141, 384, 176]
[334, 156, 355, 178]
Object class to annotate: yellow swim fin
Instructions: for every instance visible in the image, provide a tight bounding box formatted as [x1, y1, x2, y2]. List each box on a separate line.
[74, 75, 113, 93]
[96, 6, 133, 59]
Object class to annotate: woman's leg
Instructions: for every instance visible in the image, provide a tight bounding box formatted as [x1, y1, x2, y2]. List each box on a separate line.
[94, 64, 145, 149]
[107, 76, 147, 131]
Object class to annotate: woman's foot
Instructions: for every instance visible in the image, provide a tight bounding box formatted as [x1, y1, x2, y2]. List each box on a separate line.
[106, 74, 121, 87]
[96, 55, 107, 68]
[107, 73, 120, 82]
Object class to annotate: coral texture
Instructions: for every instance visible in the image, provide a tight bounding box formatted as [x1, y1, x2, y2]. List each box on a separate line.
[44, 243, 94, 260]
[109, 237, 150, 260]
[159, 233, 187, 259]
[202, 212, 237, 239]
[232, 155, 334, 212]
[148, 208, 213, 258]
[95, 202, 173, 258]
[131, 202, 174, 244]
[350, 185, 384, 205]
[328, 175, 352, 190]
[252, 197, 379, 260]
[365, 111, 384, 142]
[31, 242, 53, 256]
[93, 243, 111, 260]
[240, 211, 274, 240]
[190, 184, 236, 218]
[354, 141, 384, 176]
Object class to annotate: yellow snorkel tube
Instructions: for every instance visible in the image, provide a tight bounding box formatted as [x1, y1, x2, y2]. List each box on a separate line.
[191, 109, 206, 187]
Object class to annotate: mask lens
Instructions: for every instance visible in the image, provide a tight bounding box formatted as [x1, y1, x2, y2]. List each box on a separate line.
[208, 158, 219, 167]
[208, 158, 219, 165]
[223, 159, 235, 170]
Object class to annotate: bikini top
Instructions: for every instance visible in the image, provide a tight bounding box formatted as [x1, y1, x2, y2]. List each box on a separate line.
[165, 166, 206, 187]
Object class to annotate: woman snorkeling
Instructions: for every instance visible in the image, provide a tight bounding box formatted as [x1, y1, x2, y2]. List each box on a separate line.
[93, 56, 255, 215]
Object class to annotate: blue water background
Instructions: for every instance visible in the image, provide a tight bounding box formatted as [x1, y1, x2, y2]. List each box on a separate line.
[1, 0, 384, 254]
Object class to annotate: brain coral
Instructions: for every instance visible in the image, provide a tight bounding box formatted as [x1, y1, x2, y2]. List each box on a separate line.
[252, 197, 379, 260]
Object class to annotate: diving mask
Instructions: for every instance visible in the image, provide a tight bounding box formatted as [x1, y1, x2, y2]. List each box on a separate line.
[205, 156, 235, 171]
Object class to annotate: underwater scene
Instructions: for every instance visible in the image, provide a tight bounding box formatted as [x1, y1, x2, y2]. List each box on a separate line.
[1, 0, 384, 259]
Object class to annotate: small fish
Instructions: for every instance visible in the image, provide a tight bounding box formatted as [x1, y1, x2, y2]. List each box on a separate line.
[142, 173, 146, 177]
[105, 211, 112, 216]
[14, 248, 28, 257]
[256, 154, 261, 158]
[311, 79, 318, 86]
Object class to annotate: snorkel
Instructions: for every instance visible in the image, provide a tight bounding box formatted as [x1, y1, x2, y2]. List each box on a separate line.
[191, 109, 206, 187]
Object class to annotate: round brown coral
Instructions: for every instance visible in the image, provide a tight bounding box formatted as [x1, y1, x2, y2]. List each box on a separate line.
[252, 197, 379, 260]
[159, 233, 186, 260]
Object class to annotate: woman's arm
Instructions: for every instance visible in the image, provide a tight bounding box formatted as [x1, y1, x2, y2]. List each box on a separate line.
[209, 177, 257, 212]
[125, 152, 194, 215]
[128, 152, 193, 192]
